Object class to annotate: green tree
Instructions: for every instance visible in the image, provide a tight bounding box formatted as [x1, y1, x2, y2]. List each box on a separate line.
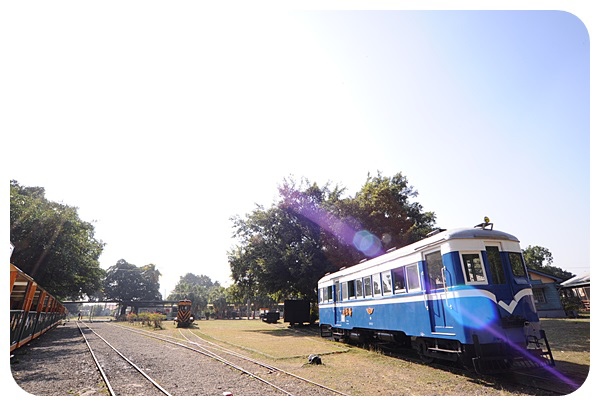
[10, 180, 105, 300]
[209, 285, 229, 318]
[167, 273, 220, 317]
[351, 171, 436, 251]
[229, 172, 436, 303]
[522, 245, 573, 280]
[104, 259, 163, 315]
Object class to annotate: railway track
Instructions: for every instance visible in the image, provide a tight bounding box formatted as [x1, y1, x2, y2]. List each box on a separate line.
[506, 369, 583, 395]
[75, 321, 584, 396]
[77, 322, 171, 396]
[177, 328, 348, 396]
[370, 340, 583, 395]
[111, 323, 348, 396]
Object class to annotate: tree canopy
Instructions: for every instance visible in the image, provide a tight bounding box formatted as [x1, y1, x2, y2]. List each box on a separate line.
[103, 259, 163, 314]
[167, 272, 220, 317]
[228, 172, 437, 303]
[166, 273, 243, 318]
[523, 245, 574, 280]
[10, 180, 105, 300]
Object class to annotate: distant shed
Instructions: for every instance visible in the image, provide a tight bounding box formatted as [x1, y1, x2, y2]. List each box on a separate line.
[560, 272, 590, 311]
[527, 268, 566, 318]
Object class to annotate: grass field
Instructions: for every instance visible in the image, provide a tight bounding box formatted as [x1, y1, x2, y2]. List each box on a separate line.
[136, 316, 590, 396]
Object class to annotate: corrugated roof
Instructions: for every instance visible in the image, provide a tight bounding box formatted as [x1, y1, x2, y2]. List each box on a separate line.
[559, 272, 590, 288]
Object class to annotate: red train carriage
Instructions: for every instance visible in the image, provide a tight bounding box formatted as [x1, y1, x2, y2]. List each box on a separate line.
[10, 263, 66, 352]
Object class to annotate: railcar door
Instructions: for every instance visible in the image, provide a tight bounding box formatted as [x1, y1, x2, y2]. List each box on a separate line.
[424, 250, 455, 335]
[333, 280, 341, 326]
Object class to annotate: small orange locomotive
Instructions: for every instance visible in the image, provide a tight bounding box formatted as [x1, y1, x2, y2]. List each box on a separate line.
[174, 299, 193, 327]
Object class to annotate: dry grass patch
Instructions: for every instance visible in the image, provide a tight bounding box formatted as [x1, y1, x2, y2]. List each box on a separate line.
[178, 319, 349, 359]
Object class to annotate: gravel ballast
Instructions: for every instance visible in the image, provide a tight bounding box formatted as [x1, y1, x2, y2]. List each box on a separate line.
[10, 320, 286, 396]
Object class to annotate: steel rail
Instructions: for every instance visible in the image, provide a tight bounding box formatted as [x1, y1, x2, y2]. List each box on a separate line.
[112, 323, 348, 396]
[78, 322, 172, 396]
[178, 329, 349, 396]
[112, 323, 295, 395]
[76, 322, 116, 396]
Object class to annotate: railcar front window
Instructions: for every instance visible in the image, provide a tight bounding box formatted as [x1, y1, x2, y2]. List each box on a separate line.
[462, 253, 487, 283]
[486, 246, 506, 284]
[509, 252, 527, 277]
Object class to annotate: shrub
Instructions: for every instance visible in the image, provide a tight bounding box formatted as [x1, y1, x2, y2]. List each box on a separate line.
[148, 313, 166, 329]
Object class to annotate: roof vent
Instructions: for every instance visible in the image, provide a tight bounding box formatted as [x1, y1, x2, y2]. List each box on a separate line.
[426, 228, 447, 237]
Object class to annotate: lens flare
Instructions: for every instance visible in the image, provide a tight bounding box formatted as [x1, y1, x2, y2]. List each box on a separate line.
[353, 230, 383, 257]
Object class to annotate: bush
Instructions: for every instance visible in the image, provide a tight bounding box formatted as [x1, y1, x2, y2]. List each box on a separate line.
[135, 312, 166, 329]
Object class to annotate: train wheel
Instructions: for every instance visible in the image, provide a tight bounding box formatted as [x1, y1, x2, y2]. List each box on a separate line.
[417, 341, 434, 364]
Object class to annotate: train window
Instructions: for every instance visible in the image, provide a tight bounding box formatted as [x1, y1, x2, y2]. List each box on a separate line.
[509, 252, 527, 277]
[364, 276, 373, 296]
[382, 271, 393, 295]
[425, 251, 444, 289]
[392, 267, 406, 293]
[342, 282, 348, 300]
[486, 246, 506, 284]
[372, 274, 382, 295]
[355, 279, 363, 297]
[462, 253, 487, 284]
[406, 264, 421, 291]
[326, 286, 333, 302]
[347, 280, 356, 298]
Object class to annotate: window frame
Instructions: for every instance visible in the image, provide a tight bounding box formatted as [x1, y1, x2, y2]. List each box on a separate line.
[406, 263, 421, 292]
[460, 251, 488, 285]
[485, 244, 506, 285]
[424, 250, 444, 290]
[372, 273, 382, 296]
[392, 266, 407, 294]
[533, 288, 547, 304]
[381, 270, 393, 295]
[508, 252, 528, 278]
[355, 278, 363, 298]
[364, 275, 373, 297]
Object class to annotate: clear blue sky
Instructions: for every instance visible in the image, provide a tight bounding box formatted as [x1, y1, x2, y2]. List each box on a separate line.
[3, 3, 593, 300]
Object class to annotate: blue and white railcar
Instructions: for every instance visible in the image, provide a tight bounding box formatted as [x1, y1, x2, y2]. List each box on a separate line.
[318, 219, 554, 373]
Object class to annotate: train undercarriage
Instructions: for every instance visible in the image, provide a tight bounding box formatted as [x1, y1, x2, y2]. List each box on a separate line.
[320, 324, 554, 374]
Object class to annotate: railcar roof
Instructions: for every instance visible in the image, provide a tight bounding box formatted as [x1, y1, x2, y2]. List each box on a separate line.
[443, 227, 519, 242]
[318, 227, 520, 283]
[392, 227, 520, 253]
